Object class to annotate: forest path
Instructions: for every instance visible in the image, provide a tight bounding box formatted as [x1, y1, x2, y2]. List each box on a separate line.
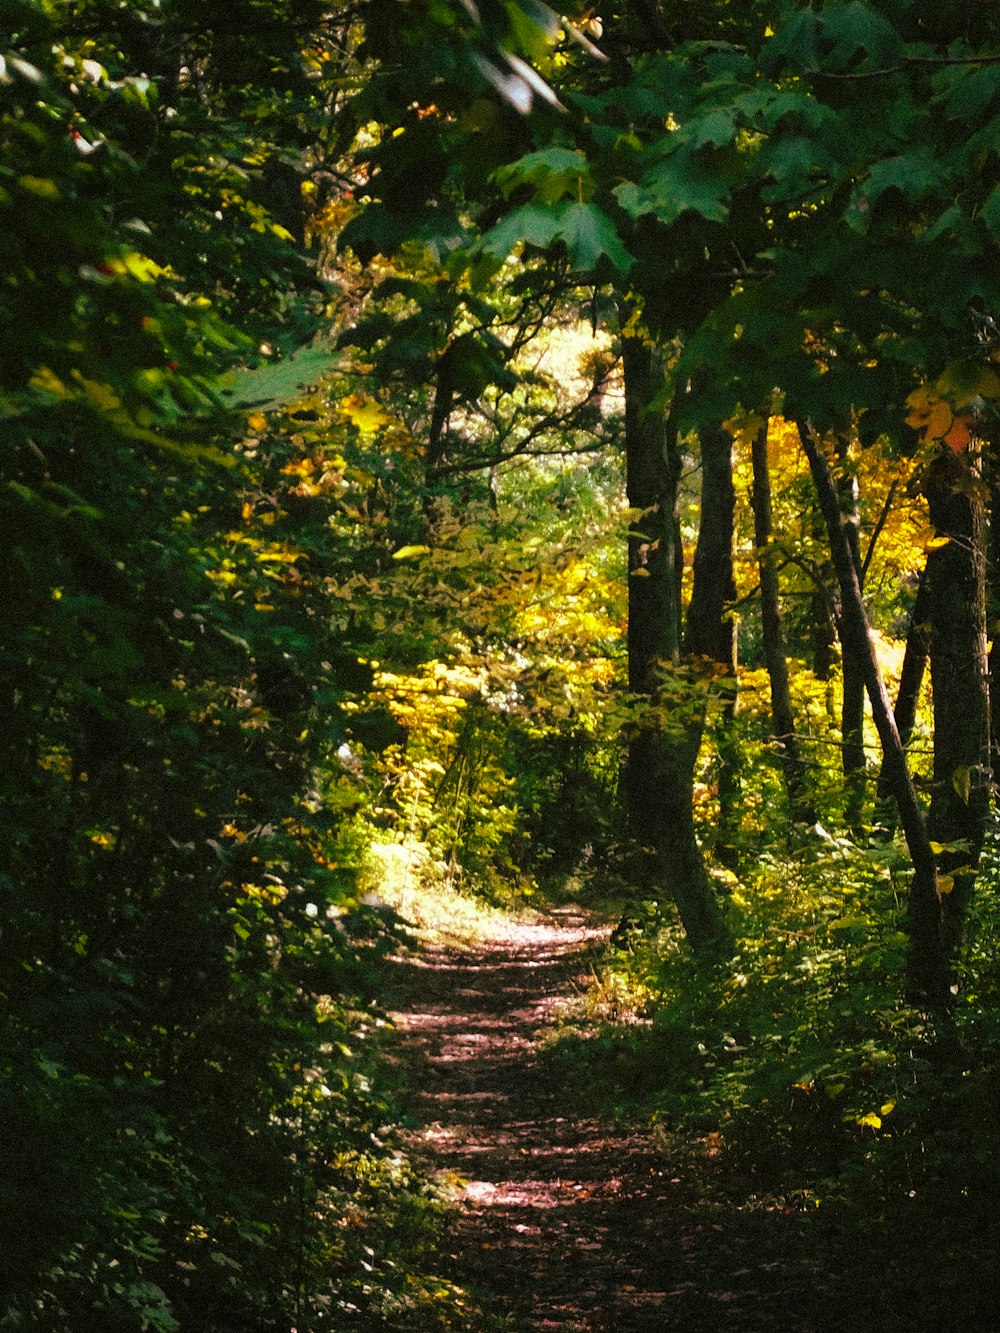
[384, 907, 816, 1332]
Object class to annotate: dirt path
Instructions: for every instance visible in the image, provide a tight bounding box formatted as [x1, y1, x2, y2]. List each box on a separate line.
[384, 907, 793, 1332]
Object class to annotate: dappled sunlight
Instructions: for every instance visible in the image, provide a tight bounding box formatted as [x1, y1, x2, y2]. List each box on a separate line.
[387, 912, 830, 1331]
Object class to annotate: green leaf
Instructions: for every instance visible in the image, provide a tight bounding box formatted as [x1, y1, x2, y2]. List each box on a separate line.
[612, 181, 657, 220]
[943, 63, 1000, 121]
[815, 3, 903, 72]
[759, 137, 836, 203]
[828, 915, 869, 933]
[761, 9, 820, 73]
[494, 148, 593, 203]
[952, 764, 972, 804]
[981, 187, 1000, 238]
[338, 203, 411, 263]
[480, 201, 631, 272]
[620, 150, 730, 226]
[920, 203, 967, 246]
[845, 154, 943, 232]
[479, 202, 564, 260]
[554, 202, 632, 272]
[763, 3, 901, 75]
[746, 87, 839, 135]
[679, 108, 736, 150]
[221, 342, 341, 409]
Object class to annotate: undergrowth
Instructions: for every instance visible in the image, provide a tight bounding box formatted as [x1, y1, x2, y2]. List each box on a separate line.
[369, 839, 533, 946]
[539, 825, 1000, 1323]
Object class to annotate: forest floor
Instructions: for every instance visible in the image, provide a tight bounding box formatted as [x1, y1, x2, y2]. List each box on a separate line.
[382, 905, 875, 1333]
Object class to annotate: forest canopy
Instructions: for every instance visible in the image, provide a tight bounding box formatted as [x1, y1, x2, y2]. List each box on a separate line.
[3, 0, 1000, 1327]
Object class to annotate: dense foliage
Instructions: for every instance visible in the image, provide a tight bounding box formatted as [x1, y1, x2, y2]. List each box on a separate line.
[5, 0, 1000, 1326]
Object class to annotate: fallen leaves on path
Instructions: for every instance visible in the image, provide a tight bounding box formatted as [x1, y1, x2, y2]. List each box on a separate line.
[384, 908, 828, 1332]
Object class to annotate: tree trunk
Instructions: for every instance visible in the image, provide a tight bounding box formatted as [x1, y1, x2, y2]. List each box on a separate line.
[798, 424, 948, 1010]
[808, 506, 838, 723]
[876, 566, 930, 813]
[750, 419, 815, 824]
[620, 326, 729, 955]
[834, 450, 867, 830]
[924, 449, 991, 957]
[811, 578, 838, 682]
[685, 420, 737, 665]
[623, 332, 681, 690]
[621, 724, 730, 949]
[987, 450, 1000, 783]
[685, 414, 740, 867]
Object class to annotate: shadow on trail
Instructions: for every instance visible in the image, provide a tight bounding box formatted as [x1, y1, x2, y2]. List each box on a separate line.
[384, 910, 993, 1332]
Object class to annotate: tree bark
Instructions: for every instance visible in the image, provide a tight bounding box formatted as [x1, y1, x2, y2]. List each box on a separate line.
[811, 577, 838, 683]
[623, 332, 681, 689]
[684, 414, 740, 866]
[834, 449, 867, 830]
[750, 419, 815, 824]
[924, 449, 991, 956]
[987, 449, 1000, 783]
[685, 419, 737, 666]
[621, 326, 729, 955]
[798, 424, 948, 1010]
[876, 566, 930, 811]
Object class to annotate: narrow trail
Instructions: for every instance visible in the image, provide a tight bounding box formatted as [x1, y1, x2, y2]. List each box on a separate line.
[384, 907, 811, 1332]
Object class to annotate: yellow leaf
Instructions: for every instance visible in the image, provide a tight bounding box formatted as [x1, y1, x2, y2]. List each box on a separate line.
[246, 411, 268, 433]
[905, 384, 932, 420]
[392, 544, 431, 561]
[938, 874, 955, 895]
[856, 1112, 882, 1130]
[122, 251, 165, 283]
[18, 175, 60, 199]
[29, 366, 71, 399]
[72, 373, 121, 413]
[256, 550, 302, 564]
[630, 566, 651, 578]
[925, 400, 954, 440]
[880, 1100, 896, 1117]
[339, 394, 392, 435]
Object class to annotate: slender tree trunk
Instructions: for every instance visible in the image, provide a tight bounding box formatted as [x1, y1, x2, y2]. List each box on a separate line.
[798, 424, 948, 1010]
[623, 333, 681, 692]
[987, 449, 1000, 782]
[620, 327, 729, 955]
[834, 448, 867, 829]
[750, 419, 815, 824]
[876, 566, 931, 815]
[684, 414, 740, 867]
[891, 566, 932, 755]
[685, 420, 737, 665]
[714, 692, 742, 868]
[924, 449, 991, 956]
[812, 580, 838, 682]
[808, 508, 839, 725]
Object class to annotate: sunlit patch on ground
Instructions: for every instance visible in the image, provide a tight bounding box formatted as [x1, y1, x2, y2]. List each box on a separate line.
[384, 908, 873, 1331]
[386, 911, 732, 1330]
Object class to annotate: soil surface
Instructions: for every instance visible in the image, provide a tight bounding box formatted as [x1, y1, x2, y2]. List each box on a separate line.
[384, 907, 832, 1333]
